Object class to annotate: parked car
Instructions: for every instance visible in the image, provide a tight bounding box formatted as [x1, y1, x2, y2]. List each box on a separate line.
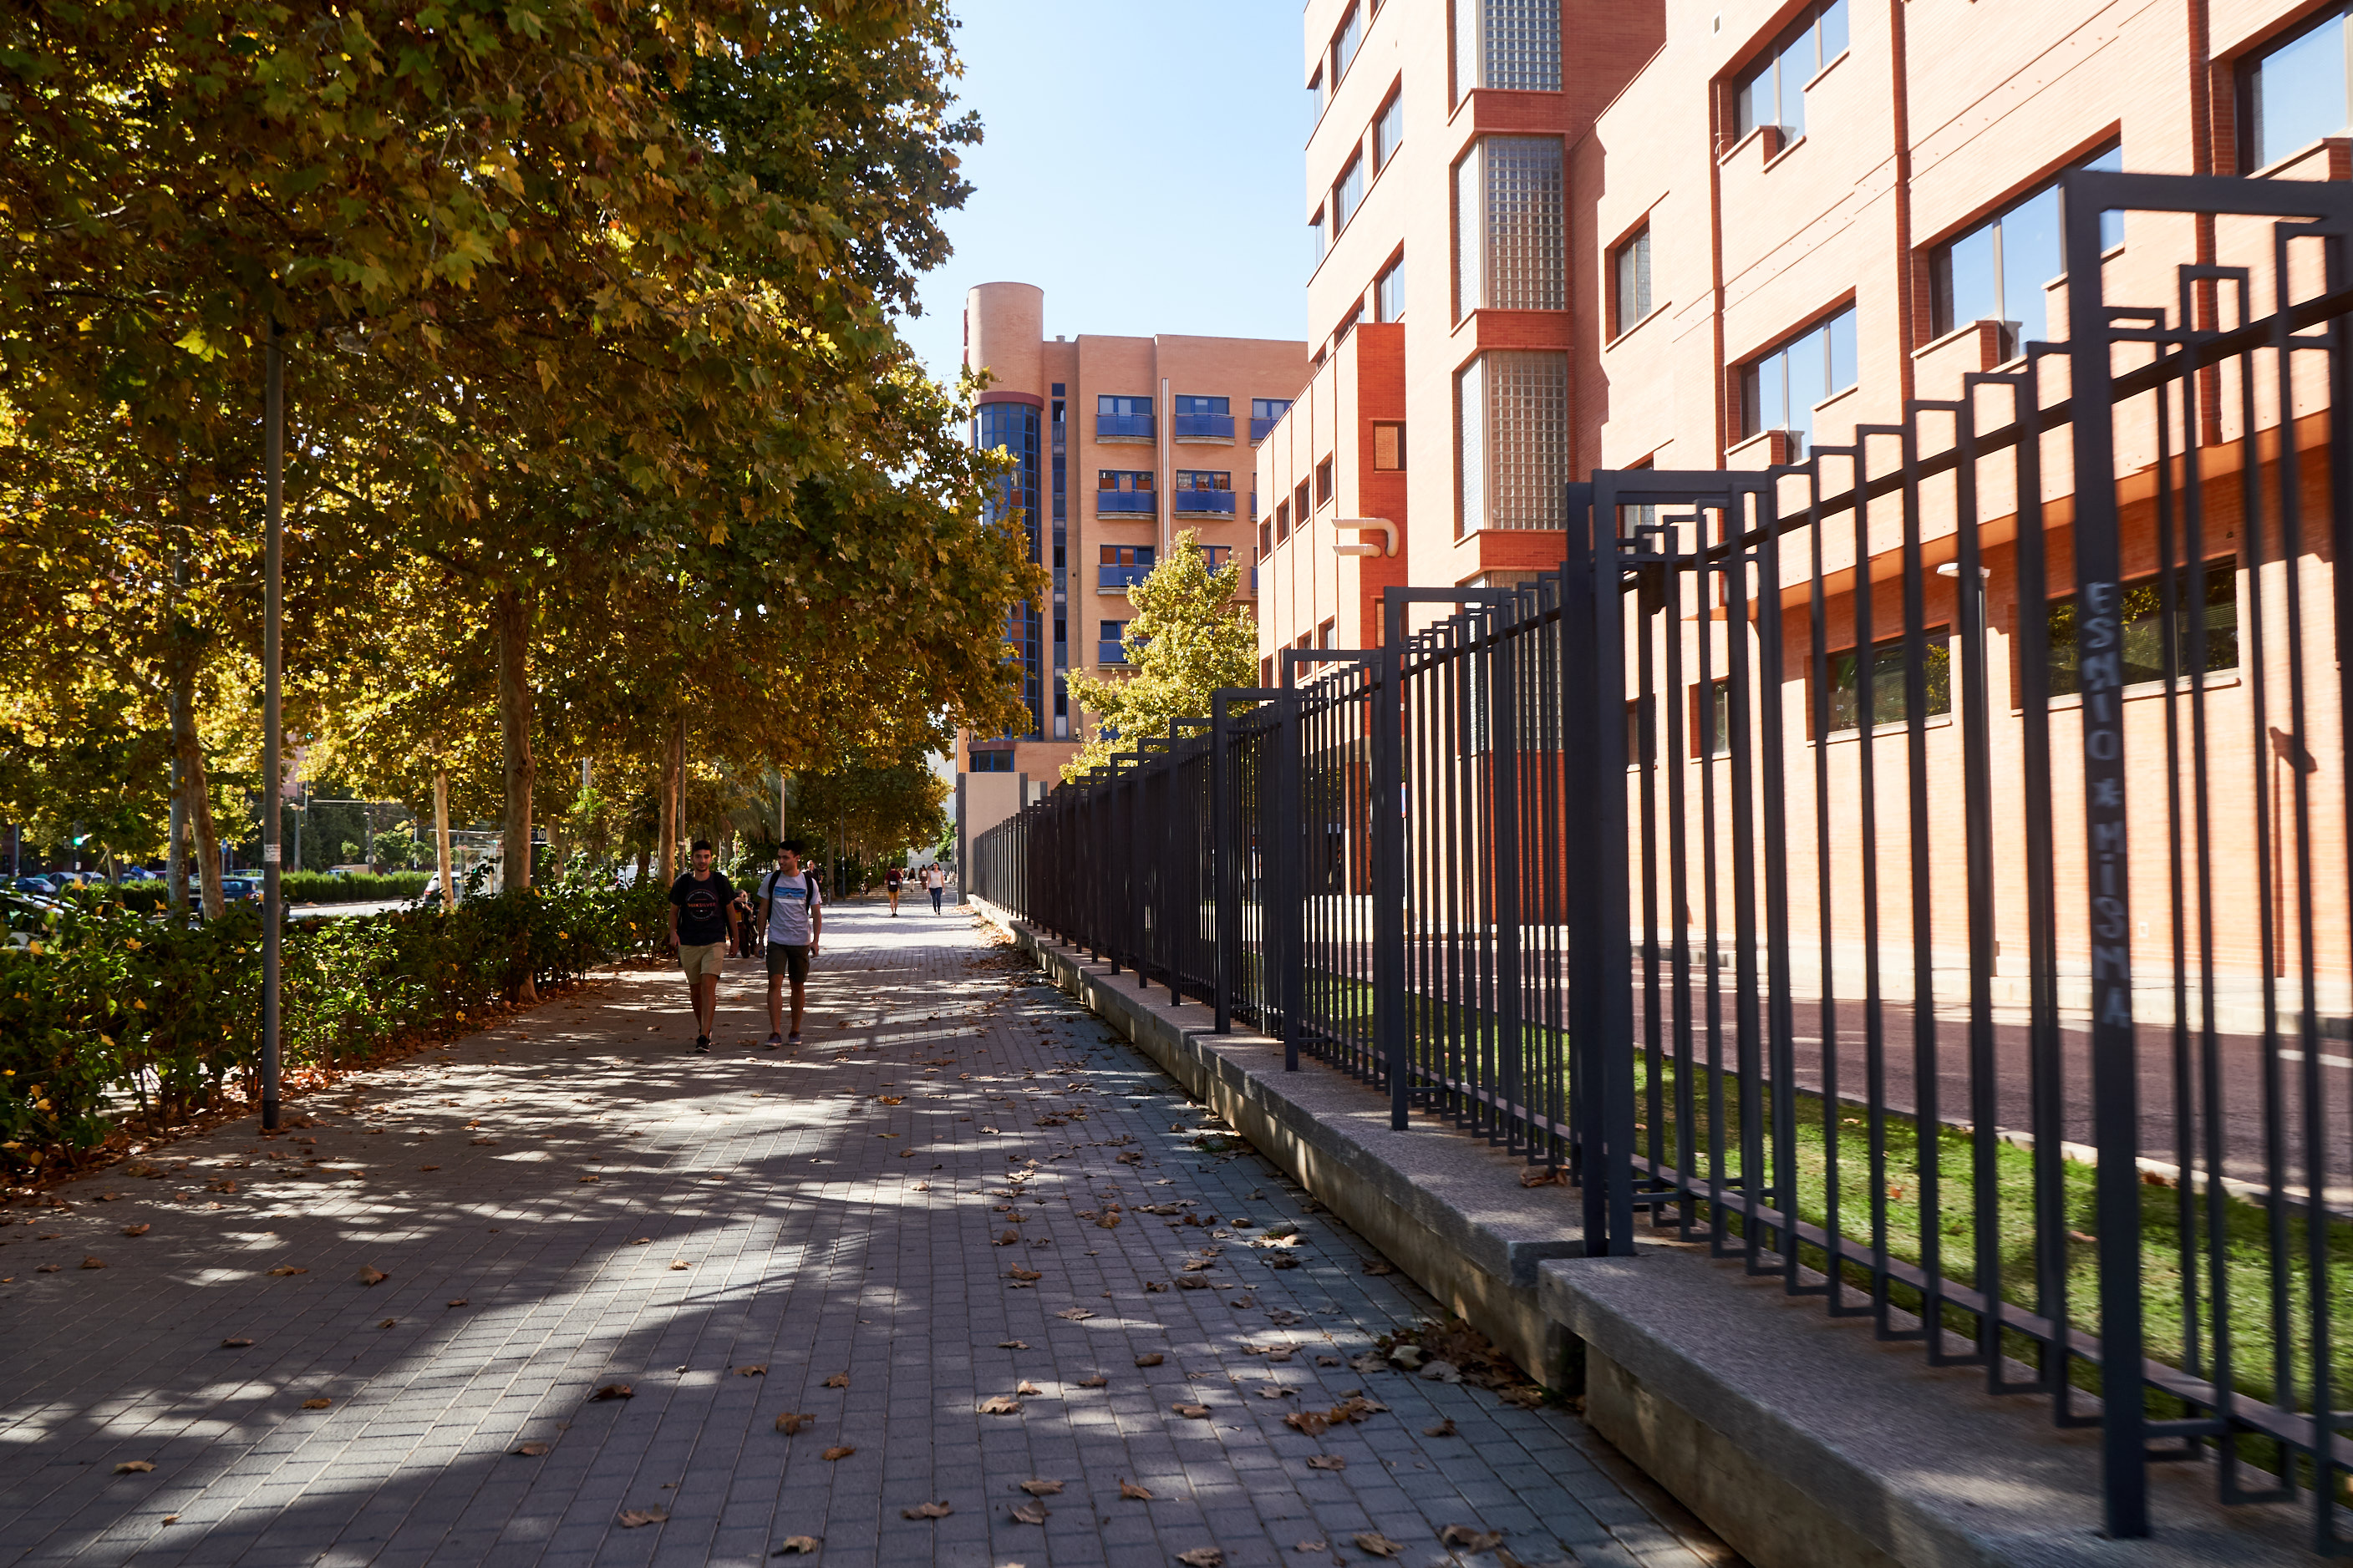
[2, 890, 62, 951]
[11, 876, 55, 896]
[219, 877, 262, 903]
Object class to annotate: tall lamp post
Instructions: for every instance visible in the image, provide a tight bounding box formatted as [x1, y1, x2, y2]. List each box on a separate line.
[261, 324, 284, 1133]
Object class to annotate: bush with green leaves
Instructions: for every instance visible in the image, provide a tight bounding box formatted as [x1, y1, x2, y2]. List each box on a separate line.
[0, 873, 666, 1173]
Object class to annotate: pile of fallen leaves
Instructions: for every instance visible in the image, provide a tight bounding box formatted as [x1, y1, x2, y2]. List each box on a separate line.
[1377, 1318, 1553, 1408]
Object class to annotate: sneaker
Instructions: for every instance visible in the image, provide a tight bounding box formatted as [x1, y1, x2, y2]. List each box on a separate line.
[786, 1033, 801, 1047]
[694, 1036, 710, 1053]
[765, 1033, 783, 1048]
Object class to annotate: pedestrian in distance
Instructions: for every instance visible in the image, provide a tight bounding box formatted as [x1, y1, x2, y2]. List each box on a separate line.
[759, 840, 823, 1047]
[731, 885, 760, 957]
[667, 840, 738, 1053]
[884, 861, 903, 916]
[923, 860, 946, 915]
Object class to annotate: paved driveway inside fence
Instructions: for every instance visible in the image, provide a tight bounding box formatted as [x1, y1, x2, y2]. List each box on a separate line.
[0, 898, 1730, 1568]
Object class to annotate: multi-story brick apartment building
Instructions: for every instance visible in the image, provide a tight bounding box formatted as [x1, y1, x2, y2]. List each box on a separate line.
[1258, 0, 2351, 1007]
[955, 283, 1308, 855]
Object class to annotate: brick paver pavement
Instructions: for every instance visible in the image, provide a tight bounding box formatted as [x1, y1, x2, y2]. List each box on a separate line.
[0, 897, 1732, 1568]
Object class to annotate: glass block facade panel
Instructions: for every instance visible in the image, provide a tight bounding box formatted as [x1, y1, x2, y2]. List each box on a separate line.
[1458, 351, 1567, 533]
[1456, 0, 1562, 95]
[1471, 137, 1563, 311]
[974, 401, 1044, 738]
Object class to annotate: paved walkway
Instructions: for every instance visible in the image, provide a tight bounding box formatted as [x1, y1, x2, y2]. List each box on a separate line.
[0, 898, 1732, 1568]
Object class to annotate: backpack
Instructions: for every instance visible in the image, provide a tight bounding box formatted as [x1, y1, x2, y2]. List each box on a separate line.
[762, 870, 818, 911]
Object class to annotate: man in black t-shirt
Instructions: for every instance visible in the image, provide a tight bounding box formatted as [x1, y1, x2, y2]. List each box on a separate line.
[667, 840, 738, 1053]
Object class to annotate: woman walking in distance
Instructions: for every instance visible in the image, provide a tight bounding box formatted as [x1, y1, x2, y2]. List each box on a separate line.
[759, 840, 824, 1048]
[884, 861, 904, 916]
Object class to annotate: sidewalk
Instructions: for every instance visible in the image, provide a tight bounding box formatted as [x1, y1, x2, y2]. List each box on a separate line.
[0, 897, 1730, 1568]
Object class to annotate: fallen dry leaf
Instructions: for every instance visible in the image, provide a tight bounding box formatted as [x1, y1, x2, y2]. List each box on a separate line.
[79, 1256, 106, 1270]
[514, 1443, 550, 1457]
[1306, 1454, 1346, 1471]
[735, 1364, 768, 1377]
[1095, 1212, 1121, 1229]
[822, 1373, 849, 1388]
[1518, 1166, 1564, 1188]
[668, 1261, 689, 1271]
[418, 1165, 440, 1172]
[114, 1460, 155, 1474]
[1134, 1353, 1164, 1368]
[1175, 1549, 1222, 1567]
[1119, 1478, 1153, 1500]
[354, 1266, 388, 1286]
[221, 1337, 254, 1348]
[902, 1500, 953, 1520]
[36, 1264, 60, 1273]
[1361, 1260, 1395, 1276]
[1171, 1403, 1212, 1419]
[774, 1412, 815, 1434]
[771, 1536, 821, 1555]
[1295, 1542, 1329, 1555]
[445, 1298, 469, 1308]
[1076, 1374, 1108, 1388]
[978, 1395, 1021, 1414]
[1018, 1479, 1063, 1496]
[616, 1509, 667, 1528]
[1144, 1280, 1169, 1293]
[1440, 1524, 1507, 1551]
[1007, 1266, 1042, 1281]
[1354, 1532, 1403, 1557]
[820, 1445, 855, 1461]
[631, 1237, 649, 1246]
[590, 1384, 633, 1401]
[1009, 1500, 1049, 1525]
[120, 1224, 150, 1238]
[1055, 1307, 1095, 1321]
[301, 1398, 332, 1410]
[265, 1266, 307, 1277]
[379, 1318, 399, 1329]
[577, 1175, 598, 1184]
[1015, 1380, 1044, 1396]
[997, 1340, 1029, 1350]
[993, 1230, 1019, 1246]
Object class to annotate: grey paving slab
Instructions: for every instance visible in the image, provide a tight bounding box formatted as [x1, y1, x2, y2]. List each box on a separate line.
[0, 896, 1733, 1568]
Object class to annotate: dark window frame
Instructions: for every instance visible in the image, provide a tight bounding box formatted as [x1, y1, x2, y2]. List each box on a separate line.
[1610, 224, 1653, 337]
[2237, 5, 2353, 171]
[2047, 558, 2239, 698]
[1927, 145, 2125, 343]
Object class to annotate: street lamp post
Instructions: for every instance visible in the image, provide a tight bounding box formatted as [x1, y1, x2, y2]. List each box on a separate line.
[261, 325, 284, 1133]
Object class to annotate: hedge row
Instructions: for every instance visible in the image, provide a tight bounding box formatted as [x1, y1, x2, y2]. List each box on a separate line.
[0, 875, 669, 1174]
[97, 870, 433, 913]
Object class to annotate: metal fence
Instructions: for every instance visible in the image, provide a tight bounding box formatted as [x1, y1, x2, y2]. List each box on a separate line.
[970, 170, 2353, 1547]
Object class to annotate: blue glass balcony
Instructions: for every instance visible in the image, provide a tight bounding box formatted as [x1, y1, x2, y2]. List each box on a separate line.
[1171, 489, 1236, 515]
[1097, 640, 1129, 665]
[1098, 566, 1152, 591]
[1250, 416, 1281, 443]
[1246, 567, 1258, 597]
[1173, 413, 1235, 440]
[1095, 414, 1155, 440]
[1095, 490, 1156, 515]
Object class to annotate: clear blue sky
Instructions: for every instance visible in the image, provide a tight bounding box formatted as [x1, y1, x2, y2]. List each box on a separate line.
[900, 0, 1311, 385]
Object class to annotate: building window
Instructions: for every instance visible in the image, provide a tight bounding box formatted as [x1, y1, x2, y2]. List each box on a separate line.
[1259, 520, 1273, 551]
[1099, 621, 1129, 664]
[1372, 422, 1405, 470]
[1311, 207, 1327, 270]
[1611, 226, 1652, 336]
[1456, 0, 1562, 96]
[1293, 478, 1311, 520]
[1315, 456, 1335, 506]
[1691, 681, 1731, 759]
[1624, 698, 1657, 765]
[1456, 351, 1568, 535]
[1375, 92, 1405, 170]
[1251, 397, 1293, 442]
[1334, 153, 1367, 233]
[2242, 8, 2350, 170]
[2048, 561, 2238, 696]
[1097, 469, 1154, 490]
[1275, 499, 1291, 542]
[1376, 256, 1405, 322]
[1100, 545, 1156, 566]
[968, 751, 1014, 774]
[973, 400, 1043, 738]
[1456, 137, 1564, 317]
[1332, 3, 1364, 84]
[1174, 394, 1228, 416]
[1203, 545, 1233, 571]
[1929, 146, 2126, 347]
[1825, 629, 1951, 733]
[1735, 0, 1848, 141]
[1173, 469, 1232, 491]
[1738, 302, 1857, 457]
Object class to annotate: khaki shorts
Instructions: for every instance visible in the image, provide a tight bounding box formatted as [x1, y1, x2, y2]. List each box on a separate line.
[678, 941, 727, 984]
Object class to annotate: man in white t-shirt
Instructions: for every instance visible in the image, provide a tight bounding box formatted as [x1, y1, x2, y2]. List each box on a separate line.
[758, 840, 824, 1047]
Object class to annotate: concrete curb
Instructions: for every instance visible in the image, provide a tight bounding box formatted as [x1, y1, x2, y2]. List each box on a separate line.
[970, 899, 2327, 1568]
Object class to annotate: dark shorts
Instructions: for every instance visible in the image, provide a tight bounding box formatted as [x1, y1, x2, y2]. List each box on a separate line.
[767, 943, 811, 983]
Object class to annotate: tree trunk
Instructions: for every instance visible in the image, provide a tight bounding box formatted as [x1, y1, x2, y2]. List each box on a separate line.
[493, 587, 536, 892]
[669, 713, 688, 873]
[433, 767, 454, 912]
[656, 725, 679, 891]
